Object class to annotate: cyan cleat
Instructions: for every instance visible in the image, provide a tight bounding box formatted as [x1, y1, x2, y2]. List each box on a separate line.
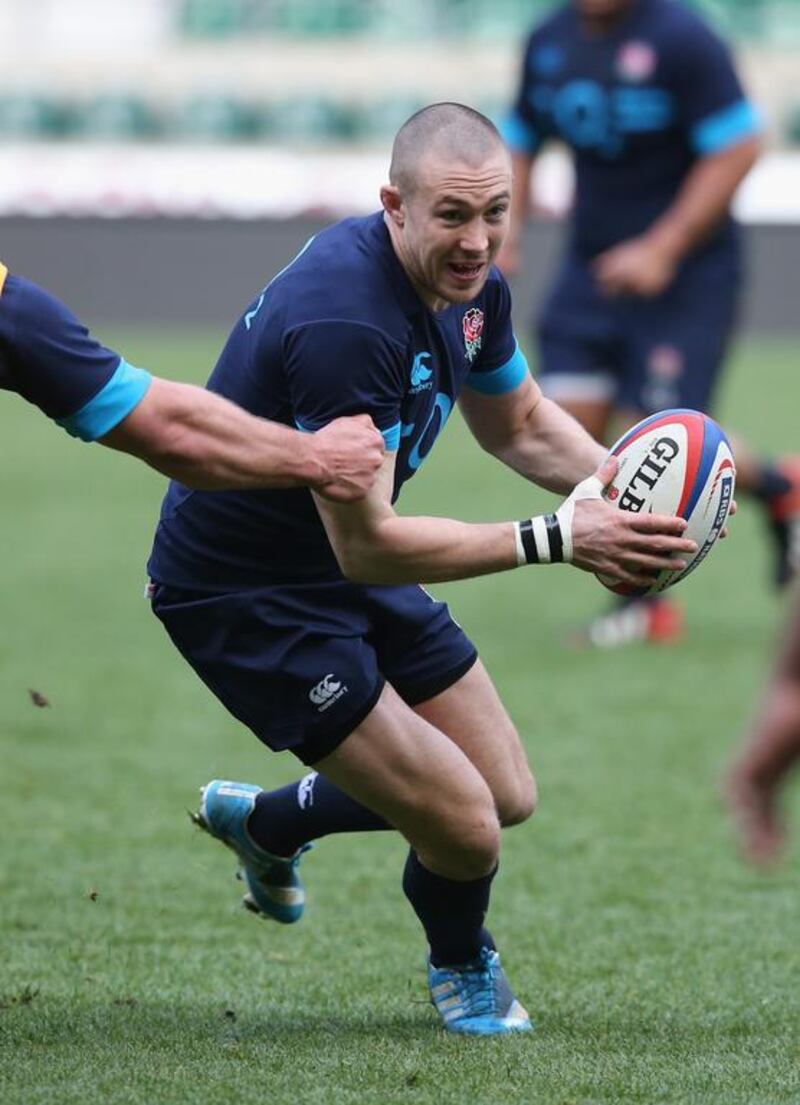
[428, 946, 532, 1036]
[193, 779, 310, 924]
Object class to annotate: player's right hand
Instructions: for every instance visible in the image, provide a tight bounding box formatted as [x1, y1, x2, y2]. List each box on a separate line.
[311, 415, 385, 502]
[566, 457, 698, 589]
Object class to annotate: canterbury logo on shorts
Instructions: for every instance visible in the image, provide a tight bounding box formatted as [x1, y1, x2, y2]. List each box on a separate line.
[308, 673, 348, 712]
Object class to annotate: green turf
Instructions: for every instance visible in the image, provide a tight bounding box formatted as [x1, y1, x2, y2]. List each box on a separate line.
[1, 330, 799, 1105]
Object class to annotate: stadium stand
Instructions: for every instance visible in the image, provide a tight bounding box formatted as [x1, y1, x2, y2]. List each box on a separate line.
[0, 0, 797, 146]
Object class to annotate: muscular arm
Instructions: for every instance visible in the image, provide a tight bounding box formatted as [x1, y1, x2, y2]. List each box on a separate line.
[648, 136, 759, 259]
[99, 376, 384, 499]
[593, 137, 760, 297]
[314, 453, 521, 584]
[459, 374, 606, 493]
[313, 415, 695, 589]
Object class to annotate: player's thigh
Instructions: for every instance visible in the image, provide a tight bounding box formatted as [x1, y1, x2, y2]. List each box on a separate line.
[413, 658, 537, 828]
[314, 681, 500, 879]
[362, 584, 535, 827]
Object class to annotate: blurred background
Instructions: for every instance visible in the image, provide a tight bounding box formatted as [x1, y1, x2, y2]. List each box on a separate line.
[0, 0, 799, 330]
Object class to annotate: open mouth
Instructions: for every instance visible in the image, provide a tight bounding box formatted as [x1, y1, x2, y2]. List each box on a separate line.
[447, 261, 484, 284]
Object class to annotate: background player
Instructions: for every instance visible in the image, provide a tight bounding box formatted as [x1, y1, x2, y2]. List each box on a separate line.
[726, 584, 800, 866]
[498, 0, 799, 646]
[0, 261, 384, 499]
[146, 103, 698, 1036]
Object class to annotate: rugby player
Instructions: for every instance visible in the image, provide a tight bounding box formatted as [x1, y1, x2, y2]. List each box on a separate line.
[0, 263, 384, 499]
[727, 585, 800, 866]
[499, 0, 799, 646]
[147, 104, 697, 1036]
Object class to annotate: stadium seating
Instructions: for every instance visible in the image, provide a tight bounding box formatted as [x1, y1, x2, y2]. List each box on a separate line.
[0, 0, 797, 147]
[76, 95, 161, 141]
[0, 95, 68, 139]
[174, 0, 797, 41]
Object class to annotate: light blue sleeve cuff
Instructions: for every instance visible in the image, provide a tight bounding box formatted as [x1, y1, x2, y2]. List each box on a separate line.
[499, 111, 540, 156]
[295, 418, 401, 452]
[464, 343, 529, 396]
[57, 358, 153, 442]
[691, 99, 762, 156]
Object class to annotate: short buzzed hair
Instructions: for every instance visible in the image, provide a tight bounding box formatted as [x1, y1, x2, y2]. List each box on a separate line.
[389, 102, 505, 195]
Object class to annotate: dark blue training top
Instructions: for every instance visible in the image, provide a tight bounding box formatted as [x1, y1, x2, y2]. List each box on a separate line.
[0, 264, 151, 441]
[501, 0, 761, 257]
[148, 212, 529, 591]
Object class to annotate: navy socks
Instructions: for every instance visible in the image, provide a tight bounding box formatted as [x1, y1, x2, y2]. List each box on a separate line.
[247, 772, 389, 857]
[248, 776, 497, 968]
[402, 849, 496, 968]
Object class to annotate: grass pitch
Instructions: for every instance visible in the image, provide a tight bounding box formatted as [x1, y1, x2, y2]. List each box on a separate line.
[1, 330, 799, 1105]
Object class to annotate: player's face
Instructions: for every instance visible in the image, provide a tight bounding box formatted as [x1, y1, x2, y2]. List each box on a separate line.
[397, 151, 511, 311]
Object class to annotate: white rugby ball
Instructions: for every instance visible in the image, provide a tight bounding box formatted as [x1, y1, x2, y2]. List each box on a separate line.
[600, 408, 736, 596]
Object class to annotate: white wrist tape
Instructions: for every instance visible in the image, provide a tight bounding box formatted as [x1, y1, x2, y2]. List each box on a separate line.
[515, 472, 605, 566]
[513, 514, 563, 565]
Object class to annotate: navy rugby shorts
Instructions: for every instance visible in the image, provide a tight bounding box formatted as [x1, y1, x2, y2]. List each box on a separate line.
[150, 579, 478, 765]
[536, 244, 740, 415]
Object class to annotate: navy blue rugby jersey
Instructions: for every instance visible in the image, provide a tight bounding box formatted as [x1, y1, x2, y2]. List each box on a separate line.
[0, 264, 152, 441]
[502, 0, 761, 257]
[148, 212, 529, 591]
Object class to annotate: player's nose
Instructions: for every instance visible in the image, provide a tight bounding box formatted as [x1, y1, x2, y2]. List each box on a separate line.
[458, 223, 490, 255]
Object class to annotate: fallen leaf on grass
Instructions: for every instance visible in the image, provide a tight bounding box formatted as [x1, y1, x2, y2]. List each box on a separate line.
[0, 985, 39, 1010]
[28, 689, 50, 708]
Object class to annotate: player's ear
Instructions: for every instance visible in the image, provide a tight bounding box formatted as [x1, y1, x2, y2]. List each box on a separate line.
[380, 184, 405, 227]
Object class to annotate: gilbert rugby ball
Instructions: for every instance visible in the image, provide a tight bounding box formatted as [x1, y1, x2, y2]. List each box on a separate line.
[600, 408, 735, 596]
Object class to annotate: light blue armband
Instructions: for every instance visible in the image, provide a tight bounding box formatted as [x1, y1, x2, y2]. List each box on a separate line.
[464, 344, 529, 396]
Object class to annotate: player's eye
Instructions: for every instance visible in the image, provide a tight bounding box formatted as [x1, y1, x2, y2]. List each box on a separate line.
[486, 204, 509, 221]
[438, 209, 463, 224]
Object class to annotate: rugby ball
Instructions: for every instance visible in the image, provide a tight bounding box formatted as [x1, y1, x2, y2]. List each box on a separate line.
[600, 408, 735, 596]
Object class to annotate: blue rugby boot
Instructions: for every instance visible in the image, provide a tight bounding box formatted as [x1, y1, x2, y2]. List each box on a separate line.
[192, 779, 310, 924]
[428, 947, 532, 1036]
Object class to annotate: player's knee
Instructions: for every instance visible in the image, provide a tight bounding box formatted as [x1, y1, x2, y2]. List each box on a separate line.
[453, 812, 502, 877]
[417, 800, 501, 879]
[497, 769, 538, 828]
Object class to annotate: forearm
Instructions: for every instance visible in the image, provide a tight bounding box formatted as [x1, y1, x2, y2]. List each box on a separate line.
[646, 138, 759, 263]
[337, 513, 521, 585]
[102, 378, 321, 490]
[492, 396, 606, 494]
[509, 151, 535, 241]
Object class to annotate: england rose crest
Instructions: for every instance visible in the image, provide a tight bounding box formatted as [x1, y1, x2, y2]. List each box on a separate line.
[462, 308, 484, 364]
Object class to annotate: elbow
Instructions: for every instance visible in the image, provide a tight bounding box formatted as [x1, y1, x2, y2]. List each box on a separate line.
[335, 548, 383, 585]
[331, 536, 392, 584]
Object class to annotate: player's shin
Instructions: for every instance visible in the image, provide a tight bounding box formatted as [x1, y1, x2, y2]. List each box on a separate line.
[402, 849, 496, 967]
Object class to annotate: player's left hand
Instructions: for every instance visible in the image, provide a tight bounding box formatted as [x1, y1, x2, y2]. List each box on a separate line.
[592, 234, 679, 298]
